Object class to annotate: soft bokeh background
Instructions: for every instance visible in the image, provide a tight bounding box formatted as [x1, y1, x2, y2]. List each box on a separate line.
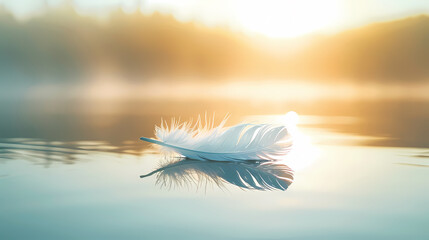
[0, 1, 428, 239]
[0, 0, 428, 147]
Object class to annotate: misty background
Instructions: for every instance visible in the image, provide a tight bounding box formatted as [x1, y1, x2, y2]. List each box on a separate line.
[0, 2, 428, 99]
[0, 1, 428, 148]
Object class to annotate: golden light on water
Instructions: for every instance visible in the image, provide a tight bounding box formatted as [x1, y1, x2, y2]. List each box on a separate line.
[281, 112, 318, 171]
[282, 111, 300, 127]
[245, 112, 319, 171]
[31, 80, 428, 101]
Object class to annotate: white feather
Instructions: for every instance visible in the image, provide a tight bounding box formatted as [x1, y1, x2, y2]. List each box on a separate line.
[140, 115, 293, 161]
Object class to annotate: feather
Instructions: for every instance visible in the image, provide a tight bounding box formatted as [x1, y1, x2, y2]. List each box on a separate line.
[140, 115, 293, 161]
[140, 158, 294, 191]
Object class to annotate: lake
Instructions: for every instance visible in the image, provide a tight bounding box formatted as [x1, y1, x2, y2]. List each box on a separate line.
[0, 98, 428, 239]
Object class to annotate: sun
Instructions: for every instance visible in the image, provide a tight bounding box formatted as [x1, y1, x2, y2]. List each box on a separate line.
[234, 0, 341, 38]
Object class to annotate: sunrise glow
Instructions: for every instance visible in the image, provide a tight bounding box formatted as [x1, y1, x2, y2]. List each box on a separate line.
[234, 0, 342, 38]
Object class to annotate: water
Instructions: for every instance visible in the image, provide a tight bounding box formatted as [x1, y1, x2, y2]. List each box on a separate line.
[0, 99, 428, 239]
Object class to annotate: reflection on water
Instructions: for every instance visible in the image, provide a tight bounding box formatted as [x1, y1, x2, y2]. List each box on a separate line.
[0, 137, 295, 191]
[140, 158, 294, 191]
[396, 163, 429, 168]
[0, 105, 428, 239]
[411, 152, 429, 158]
[0, 99, 427, 148]
[0, 138, 142, 167]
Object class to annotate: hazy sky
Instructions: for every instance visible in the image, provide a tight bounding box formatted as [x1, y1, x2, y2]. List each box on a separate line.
[1, 0, 429, 38]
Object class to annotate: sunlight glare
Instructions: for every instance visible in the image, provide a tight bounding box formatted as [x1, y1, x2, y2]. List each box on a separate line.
[234, 0, 341, 38]
[283, 111, 300, 127]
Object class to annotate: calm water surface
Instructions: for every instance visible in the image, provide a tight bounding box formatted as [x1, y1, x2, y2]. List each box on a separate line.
[0, 99, 428, 239]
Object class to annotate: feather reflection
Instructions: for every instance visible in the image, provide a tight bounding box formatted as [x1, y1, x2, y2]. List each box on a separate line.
[140, 159, 294, 191]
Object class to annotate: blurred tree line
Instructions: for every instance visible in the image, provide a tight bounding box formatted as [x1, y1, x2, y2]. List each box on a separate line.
[0, 5, 274, 84]
[0, 5, 428, 84]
